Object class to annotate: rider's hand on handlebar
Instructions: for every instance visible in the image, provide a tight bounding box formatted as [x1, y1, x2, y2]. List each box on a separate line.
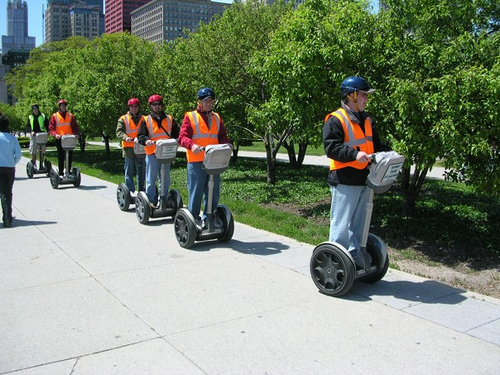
[356, 151, 370, 163]
[191, 144, 203, 154]
[146, 140, 155, 146]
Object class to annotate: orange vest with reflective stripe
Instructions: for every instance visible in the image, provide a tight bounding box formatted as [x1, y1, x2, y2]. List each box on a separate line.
[325, 108, 374, 170]
[144, 115, 173, 155]
[53, 111, 74, 135]
[185, 111, 220, 163]
[121, 114, 145, 148]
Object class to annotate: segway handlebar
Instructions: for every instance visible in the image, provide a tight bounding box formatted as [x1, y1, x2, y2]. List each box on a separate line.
[366, 151, 405, 194]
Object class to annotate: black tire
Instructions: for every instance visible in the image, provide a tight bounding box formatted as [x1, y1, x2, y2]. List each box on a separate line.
[26, 162, 35, 179]
[310, 243, 356, 297]
[174, 208, 197, 248]
[117, 183, 131, 211]
[358, 234, 389, 284]
[72, 167, 81, 187]
[44, 160, 52, 177]
[215, 205, 234, 243]
[135, 192, 151, 224]
[49, 169, 59, 189]
[168, 189, 183, 218]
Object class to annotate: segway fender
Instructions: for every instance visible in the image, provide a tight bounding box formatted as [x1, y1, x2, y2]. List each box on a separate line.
[367, 233, 388, 269]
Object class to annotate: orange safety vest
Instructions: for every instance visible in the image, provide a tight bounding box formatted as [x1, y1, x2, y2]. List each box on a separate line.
[325, 108, 374, 170]
[53, 111, 74, 135]
[121, 114, 145, 148]
[185, 111, 220, 163]
[144, 114, 173, 155]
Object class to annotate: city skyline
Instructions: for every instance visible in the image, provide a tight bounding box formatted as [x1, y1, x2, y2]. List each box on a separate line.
[1, 0, 377, 50]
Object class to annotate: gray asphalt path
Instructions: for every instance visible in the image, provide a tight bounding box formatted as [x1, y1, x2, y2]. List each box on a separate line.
[1, 157, 499, 374]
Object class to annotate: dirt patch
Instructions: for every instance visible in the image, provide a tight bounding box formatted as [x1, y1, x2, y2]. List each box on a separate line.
[388, 253, 500, 299]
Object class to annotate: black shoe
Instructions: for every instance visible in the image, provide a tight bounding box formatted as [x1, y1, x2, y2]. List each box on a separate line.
[4, 220, 12, 228]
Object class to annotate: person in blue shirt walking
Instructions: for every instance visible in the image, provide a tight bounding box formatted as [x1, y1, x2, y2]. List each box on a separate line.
[0, 115, 22, 228]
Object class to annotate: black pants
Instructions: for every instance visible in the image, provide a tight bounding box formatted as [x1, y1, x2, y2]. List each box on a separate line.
[56, 138, 73, 175]
[0, 167, 15, 225]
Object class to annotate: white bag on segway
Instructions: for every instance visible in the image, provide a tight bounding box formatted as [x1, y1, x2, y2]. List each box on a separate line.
[367, 151, 405, 194]
[204, 144, 232, 174]
[61, 135, 77, 150]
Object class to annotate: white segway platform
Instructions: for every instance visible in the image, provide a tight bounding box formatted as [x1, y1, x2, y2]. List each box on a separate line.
[310, 151, 404, 297]
[26, 132, 52, 178]
[135, 139, 183, 224]
[49, 135, 81, 189]
[174, 144, 234, 248]
[117, 139, 147, 211]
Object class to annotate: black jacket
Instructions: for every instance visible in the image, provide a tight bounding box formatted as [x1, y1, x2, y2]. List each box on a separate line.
[322, 103, 391, 186]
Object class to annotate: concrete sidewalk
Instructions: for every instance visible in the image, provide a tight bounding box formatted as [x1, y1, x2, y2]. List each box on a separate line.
[1, 158, 499, 374]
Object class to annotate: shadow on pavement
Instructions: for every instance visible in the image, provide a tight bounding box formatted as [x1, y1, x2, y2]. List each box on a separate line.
[348, 279, 467, 304]
[6, 218, 58, 227]
[228, 239, 290, 255]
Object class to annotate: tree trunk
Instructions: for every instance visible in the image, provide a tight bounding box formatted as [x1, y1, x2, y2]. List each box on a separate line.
[78, 133, 86, 152]
[282, 139, 299, 169]
[102, 133, 111, 158]
[264, 132, 276, 185]
[401, 165, 429, 216]
[232, 142, 240, 162]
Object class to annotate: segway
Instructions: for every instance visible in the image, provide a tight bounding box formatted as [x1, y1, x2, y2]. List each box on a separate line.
[135, 138, 183, 224]
[174, 144, 234, 249]
[117, 140, 146, 211]
[49, 135, 81, 189]
[310, 151, 405, 297]
[26, 132, 52, 178]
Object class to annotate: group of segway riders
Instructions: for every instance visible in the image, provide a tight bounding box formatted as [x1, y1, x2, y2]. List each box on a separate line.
[15, 78, 403, 297]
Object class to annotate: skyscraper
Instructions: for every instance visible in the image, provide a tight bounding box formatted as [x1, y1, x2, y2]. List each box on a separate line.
[1, 0, 36, 54]
[44, 0, 104, 43]
[131, 0, 228, 43]
[105, 0, 151, 34]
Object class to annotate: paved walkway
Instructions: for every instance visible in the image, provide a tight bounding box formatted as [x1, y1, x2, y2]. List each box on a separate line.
[1, 158, 499, 374]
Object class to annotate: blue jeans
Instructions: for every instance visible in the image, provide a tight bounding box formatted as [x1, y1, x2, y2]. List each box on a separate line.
[187, 162, 220, 220]
[329, 184, 369, 259]
[124, 156, 146, 193]
[145, 154, 170, 204]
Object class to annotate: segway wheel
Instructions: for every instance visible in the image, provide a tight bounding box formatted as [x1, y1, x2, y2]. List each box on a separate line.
[26, 161, 35, 179]
[358, 233, 390, 284]
[310, 242, 356, 297]
[215, 205, 234, 243]
[49, 169, 59, 189]
[44, 160, 52, 177]
[174, 208, 197, 248]
[72, 167, 81, 187]
[135, 192, 151, 224]
[117, 183, 131, 211]
[168, 189, 183, 218]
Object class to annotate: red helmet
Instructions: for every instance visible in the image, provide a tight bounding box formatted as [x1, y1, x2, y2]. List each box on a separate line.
[128, 98, 140, 106]
[148, 94, 163, 104]
[58, 99, 67, 106]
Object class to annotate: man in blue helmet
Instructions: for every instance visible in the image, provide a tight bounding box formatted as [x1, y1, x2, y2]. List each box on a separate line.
[178, 87, 232, 228]
[322, 76, 391, 264]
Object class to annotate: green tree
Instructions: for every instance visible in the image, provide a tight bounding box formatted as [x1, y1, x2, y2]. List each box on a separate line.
[66, 33, 158, 155]
[373, 0, 500, 215]
[166, 0, 293, 183]
[258, 0, 377, 168]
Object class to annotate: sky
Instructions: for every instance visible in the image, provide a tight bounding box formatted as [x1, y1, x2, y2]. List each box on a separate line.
[1, 0, 378, 49]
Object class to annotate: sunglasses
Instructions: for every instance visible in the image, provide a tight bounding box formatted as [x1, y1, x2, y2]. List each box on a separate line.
[151, 102, 162, 106]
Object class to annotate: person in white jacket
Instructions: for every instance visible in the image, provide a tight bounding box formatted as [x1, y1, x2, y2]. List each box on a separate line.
[0, 115, 22, 228]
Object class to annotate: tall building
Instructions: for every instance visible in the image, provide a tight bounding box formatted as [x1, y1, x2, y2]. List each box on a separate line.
[105, 0, 151, 34]
[44, 0, 104, 43]
[1, 0, 36, 54]
[131, 0, 228, 43]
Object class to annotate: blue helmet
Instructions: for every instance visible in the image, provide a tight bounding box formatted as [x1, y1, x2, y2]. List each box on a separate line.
[197, 87, 215, 100]
[340, 77, 375, 98]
